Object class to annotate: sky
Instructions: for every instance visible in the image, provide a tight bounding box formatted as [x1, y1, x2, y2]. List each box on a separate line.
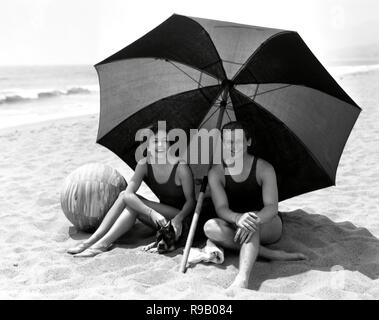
[1, 0, 378, 65]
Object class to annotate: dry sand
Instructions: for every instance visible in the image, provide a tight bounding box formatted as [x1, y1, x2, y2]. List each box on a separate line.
[0, 70, 378, 299]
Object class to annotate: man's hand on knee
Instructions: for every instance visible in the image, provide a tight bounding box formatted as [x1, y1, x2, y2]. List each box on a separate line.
[235, 212, 260, 232]
[234, 226, 259, 244]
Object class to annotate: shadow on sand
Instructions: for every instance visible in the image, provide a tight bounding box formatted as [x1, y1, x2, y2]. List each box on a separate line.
[69, 209, 379, 290]
[220, 209, 379, 290]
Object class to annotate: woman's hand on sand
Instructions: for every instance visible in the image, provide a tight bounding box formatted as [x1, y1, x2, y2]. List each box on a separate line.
[171, 216, 183, 240]
[149, 209, 168, 228]
[236, 211, 260, 232]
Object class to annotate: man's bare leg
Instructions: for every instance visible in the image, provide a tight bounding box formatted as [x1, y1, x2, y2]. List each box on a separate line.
[229, 229, 260, 288]
[204, 217, 306, 288]
[203, 218, 239, 250]
[260, 215, 307, 261]
[204, 218, 259, 288]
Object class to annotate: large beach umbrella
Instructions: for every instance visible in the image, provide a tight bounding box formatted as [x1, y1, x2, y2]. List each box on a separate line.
[94, 14, 361, 271]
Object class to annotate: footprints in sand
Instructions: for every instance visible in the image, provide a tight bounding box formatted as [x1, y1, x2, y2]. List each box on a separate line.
[129, 268, 177, 286]
[0, 267, 18, 280]
[42, 266, 72, 282]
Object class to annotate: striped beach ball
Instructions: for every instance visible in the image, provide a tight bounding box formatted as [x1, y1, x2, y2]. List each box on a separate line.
[60, 163, 127, 231]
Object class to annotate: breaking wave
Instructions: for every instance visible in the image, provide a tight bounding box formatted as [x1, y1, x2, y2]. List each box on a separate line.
[0, 86, 98, 104]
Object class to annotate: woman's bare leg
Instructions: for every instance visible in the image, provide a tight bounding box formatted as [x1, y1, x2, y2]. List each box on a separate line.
[83, 193, 127, 245]
[67, 192, 127, 253]
[137, 195, 179, 220]
[83, 195, 180, 250]
[89, 206, 139, 248]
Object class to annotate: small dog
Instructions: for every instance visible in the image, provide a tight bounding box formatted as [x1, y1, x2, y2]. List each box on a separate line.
[143, 221, 177, 254]
[142, 214, 207, 254]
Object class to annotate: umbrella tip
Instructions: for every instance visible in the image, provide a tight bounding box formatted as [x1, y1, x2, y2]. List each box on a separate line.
[221, 79, 234, 89]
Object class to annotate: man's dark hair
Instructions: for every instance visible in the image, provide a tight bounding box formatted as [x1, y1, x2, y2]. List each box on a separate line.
[221, 121, 253, 141]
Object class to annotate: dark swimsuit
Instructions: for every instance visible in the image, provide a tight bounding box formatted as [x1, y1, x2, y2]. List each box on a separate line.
[143, 161, 186, 210]
[143, 161, 201, 240]
[224, 156, 283, 225]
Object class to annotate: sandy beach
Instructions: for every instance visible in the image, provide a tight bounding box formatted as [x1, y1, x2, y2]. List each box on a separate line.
[0, 69, 378, 300]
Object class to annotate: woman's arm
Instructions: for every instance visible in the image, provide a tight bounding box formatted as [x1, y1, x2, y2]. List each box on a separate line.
[123, 158, 154, 218]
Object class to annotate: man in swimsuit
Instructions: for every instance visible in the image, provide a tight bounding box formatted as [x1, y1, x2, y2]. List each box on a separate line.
[204, 121, 306, 289]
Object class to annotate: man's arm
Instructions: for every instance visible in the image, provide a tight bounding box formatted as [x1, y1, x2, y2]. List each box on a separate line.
[208, 166, 241, 225]
[173, 162, 196, 221]
[255, 160, 279, 225]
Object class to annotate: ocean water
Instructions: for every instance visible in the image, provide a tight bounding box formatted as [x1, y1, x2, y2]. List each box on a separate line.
[0, 62, 378, 130]
[0, 65, 99, 129]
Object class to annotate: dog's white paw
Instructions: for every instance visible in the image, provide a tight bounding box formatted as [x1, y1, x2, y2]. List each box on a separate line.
[147, 247, 158, 254]
[142, 245, 154, 251]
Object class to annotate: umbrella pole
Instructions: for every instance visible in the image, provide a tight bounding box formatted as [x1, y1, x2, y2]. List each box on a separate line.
[179, 176, 208, 273]
[180, 90, 228, 273]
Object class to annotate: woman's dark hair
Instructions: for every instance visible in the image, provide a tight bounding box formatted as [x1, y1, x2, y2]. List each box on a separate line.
[146, 121, 173, 135]
[139, 121, 175, 158]
[145, 121, 176, 148]
[221, 121, 253, 141]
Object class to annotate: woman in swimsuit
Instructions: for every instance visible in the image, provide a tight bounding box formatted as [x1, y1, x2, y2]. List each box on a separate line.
[67, 122, 196, 257]
[204, 121, 306, 289]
